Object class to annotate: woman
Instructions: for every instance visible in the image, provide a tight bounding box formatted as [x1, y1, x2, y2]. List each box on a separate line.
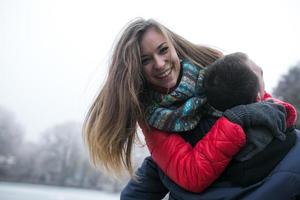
[83, 18, 288, 198]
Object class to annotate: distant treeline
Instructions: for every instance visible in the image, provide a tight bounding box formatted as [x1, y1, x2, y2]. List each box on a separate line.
[0, 109, 148, 193]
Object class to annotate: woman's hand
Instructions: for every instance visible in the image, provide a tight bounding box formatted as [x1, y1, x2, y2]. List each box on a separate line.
[223, 102, 287, 140]
[264, 97, 297, 128]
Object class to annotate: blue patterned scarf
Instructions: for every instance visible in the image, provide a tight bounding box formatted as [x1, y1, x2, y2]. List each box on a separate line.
[145, 60, 221, 132]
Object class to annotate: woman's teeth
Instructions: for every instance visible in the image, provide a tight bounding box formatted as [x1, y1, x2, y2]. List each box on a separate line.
[157, 68, 171, 79]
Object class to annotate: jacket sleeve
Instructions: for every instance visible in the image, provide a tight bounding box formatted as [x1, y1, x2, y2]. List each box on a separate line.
[141, 117, 246, 193]
[263, 92, 297, 128]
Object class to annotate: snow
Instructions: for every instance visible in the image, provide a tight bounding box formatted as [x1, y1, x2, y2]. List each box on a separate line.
[0, 182, 120, 200]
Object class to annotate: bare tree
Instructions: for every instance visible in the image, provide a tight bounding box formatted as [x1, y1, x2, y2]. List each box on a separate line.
[0, 106, 24, 180]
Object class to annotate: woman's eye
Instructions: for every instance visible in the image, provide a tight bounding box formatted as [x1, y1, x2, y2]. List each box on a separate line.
[141, 58, 150, 65]
[159, 47, 168, 54]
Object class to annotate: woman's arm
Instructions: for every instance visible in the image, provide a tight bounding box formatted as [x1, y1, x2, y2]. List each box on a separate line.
[141, 98, 290, 193]
[141, 117, 246, 193]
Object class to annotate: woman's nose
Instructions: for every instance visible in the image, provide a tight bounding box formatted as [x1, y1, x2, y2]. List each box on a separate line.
[154, 55, 165, 69]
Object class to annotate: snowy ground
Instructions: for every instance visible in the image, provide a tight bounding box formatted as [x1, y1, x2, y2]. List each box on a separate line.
[0, 182, 120, 200]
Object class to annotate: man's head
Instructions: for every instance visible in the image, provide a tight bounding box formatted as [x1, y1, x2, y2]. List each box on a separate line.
[203, 52, 265, 111]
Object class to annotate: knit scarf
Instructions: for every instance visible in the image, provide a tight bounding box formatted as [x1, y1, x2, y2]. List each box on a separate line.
[145, 60, 221, 132]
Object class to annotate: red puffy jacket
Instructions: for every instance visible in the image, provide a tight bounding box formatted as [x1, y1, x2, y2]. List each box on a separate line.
[141, 93, 297, 193]
[141, 117, 246, 193]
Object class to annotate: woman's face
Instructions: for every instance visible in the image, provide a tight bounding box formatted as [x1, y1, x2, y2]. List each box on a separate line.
[140, 27, 181, 92]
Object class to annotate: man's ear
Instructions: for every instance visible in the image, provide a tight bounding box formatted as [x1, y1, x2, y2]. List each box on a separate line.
[256, 93, 262, 102]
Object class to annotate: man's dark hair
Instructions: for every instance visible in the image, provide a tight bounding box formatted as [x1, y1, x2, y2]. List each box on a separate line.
[203, 52, 259, 111]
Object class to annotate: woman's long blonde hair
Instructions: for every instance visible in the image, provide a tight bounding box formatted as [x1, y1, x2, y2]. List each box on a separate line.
[83, 18, 223, 176]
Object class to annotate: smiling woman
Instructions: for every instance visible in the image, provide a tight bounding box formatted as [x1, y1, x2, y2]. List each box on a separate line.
[83, 18, 223, 177]
[140, 27, 181, 92]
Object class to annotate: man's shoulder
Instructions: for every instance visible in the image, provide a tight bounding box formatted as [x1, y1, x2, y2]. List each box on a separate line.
[295, 128, 300, 137]
[271, 129, 300, 174]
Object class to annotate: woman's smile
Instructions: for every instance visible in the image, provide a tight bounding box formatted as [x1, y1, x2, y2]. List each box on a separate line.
[155, 67, 172, 79]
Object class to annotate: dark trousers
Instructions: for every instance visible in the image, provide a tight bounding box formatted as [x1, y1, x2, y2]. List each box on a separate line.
[120, 157, 169, 200]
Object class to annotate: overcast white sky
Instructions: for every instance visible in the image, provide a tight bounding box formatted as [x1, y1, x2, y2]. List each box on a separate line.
[1, 0, 299, 141]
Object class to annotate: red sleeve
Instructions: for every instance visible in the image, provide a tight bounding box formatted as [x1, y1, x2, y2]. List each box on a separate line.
[141, 117, 246, 193]
[263, 93, 297, 128]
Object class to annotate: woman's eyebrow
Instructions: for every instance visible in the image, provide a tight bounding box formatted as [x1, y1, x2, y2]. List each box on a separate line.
[141, 42, 167, 58]
[156, 42, 167, 50]
[141, 54, 148, 59]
